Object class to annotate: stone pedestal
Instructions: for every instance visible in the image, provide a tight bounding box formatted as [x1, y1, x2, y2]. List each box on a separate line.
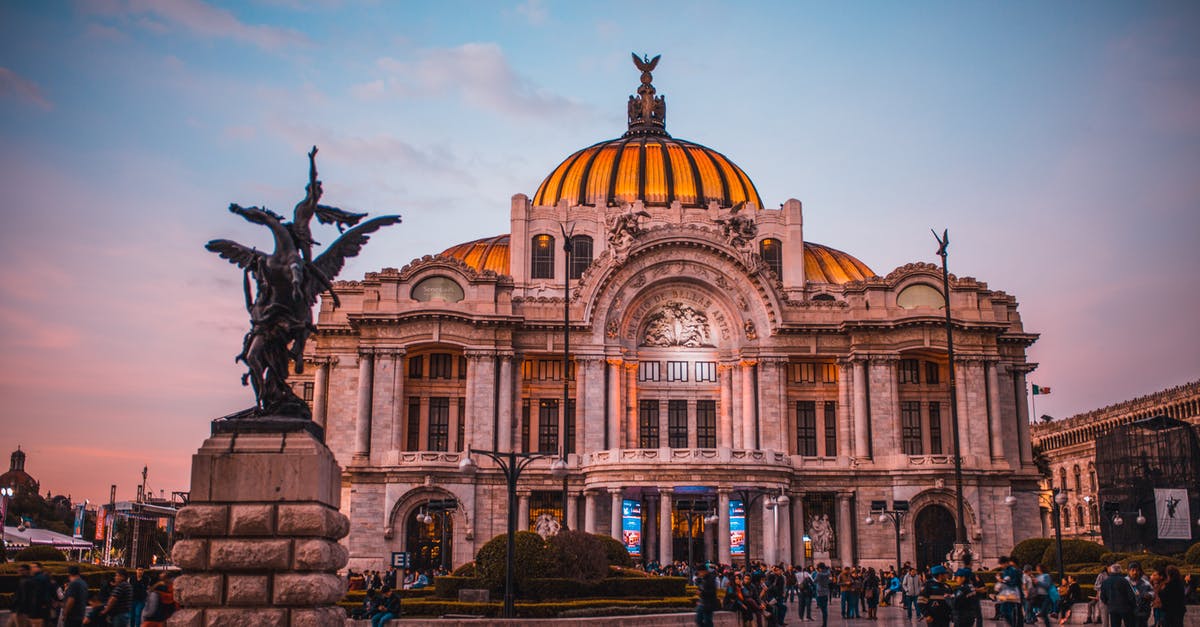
[169, 423, 350, 626]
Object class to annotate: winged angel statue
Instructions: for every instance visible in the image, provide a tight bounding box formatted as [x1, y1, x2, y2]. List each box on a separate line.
[206, 147, 400, 419]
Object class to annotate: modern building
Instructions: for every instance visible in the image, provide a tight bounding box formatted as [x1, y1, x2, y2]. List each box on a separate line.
[1031, 380, 1200, 540]
[301, 58, 1044, 572]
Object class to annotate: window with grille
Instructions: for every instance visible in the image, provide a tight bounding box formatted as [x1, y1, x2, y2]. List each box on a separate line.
[796, 401, 818, 456]
[638, 361, 660, 382]
[408, 355, 424, 379]
[696, 400, 717, 448]
[899, 359, 921, 384]
[429, 353, 453, 379]
[924, 361, 940, 385]
[428, 397, 450, 452]
[569, 235, 592, 279]
[406, 397, 420, 451]
[521, 400, 531, 453]
[790, 362, 817, 384]
[639, 400, 659, 448]
[668, 400, 688, 448]
[695, 361, 717, 382]
[822, 363, 838, 384]
[537, 399, 559, 454]
[302, 382, 314, 402]
[824, 401, 837, 456]
[666, 361, 688, 382]
[456, 398, 465, 452]
[928, 402, 943, 454]
[458, 355, 467, 380]
[901, 401, 923, 454]
[531, 234, 555, 279]
[759, 238, 783, 278]
[536, 360, 564, 381]
[566, 399, 576, 455]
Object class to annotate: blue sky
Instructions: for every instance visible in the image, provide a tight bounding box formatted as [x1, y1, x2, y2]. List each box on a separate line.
[1, 0, 1198, 502]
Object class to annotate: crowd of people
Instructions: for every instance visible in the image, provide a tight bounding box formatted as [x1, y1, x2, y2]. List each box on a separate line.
[9, 564, 176, 626]
[343, 566, 447, 625]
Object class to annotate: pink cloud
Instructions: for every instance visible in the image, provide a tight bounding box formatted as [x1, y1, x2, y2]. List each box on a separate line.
[83, 0, 309, 52]
[0, 67, 53, 110]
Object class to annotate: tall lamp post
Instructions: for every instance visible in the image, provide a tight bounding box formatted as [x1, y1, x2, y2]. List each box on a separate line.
[555, 223, 575, 530]
[933, 229, 969, 562]
[678, 499, 720, 572]
[732, 487, 789, 569]
[865, 500, 909, 575]
[1048, 489, 1068, 582]
[0, 487, 13, 554]
[419, 498, 459, 571]
[460, 449, 565, 618]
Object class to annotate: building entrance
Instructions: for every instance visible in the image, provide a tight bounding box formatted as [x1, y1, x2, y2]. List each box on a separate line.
[914, 504, 956, 570]
[405, 504, 453, 572]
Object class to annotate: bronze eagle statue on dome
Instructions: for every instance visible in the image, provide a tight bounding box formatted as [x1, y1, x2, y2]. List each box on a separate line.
[206, 147, 400, 419]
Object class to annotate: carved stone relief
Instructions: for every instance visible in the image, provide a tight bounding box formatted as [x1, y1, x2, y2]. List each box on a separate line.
[642, 302, 714, 347]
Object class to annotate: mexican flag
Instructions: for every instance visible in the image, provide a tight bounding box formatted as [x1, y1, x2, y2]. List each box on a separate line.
[1032, 384, 1052, 395]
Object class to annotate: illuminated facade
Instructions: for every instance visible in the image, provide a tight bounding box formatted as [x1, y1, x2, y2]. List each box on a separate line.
[301, 57, 1044, 572]
[1031, 380, 1200, 539]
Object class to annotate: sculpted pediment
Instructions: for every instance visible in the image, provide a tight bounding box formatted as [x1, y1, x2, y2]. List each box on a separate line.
[641, 302, 714, 347]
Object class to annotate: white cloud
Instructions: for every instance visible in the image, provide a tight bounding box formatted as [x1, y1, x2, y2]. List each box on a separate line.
[0, 67, 53, 110]
[515, 0, 548, 25]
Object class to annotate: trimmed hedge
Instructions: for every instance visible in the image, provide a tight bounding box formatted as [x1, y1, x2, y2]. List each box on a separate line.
[1121, 554, 1183, 573]
[547, 530, 608, 584]
[391, 596, 694, 618]
[475, 531, 551, 594]
[433, 575, 687, 600]
[1100, 552, 1132, 565]
[1185, 542, 1200, 566]
[13, 546, 66, 562]
[0, 563, 116, 594]
[1011, 538, 1053, 568]
[596, 533, 633, 567]
[1040, 540, 1105, 568]
[452, 561, 476, 576]
[434, 575, 485, 599]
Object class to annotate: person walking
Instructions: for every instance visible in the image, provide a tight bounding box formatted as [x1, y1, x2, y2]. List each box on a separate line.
[952, 567, 984, 627]
[813, 563, 832, 627]
[918, 565, 954, 627]
[1099, 564, 1136, 627]
[695, 563, 719, 627]
[99, 569, 134, 627]
[996, 556, 1024, 627]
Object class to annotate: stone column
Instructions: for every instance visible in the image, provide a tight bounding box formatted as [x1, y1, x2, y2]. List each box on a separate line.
[718, 489, 731, 565]
[719, 363, 735, 449]
[607, 358, 623, 450]
[584, 491, 597, 533]
[312, 359, 331, 429]
[1014, 368, 1033, 466]
[955, 361, 971, 460]
[836, 360, 853, 460]
[625, 362, 639, 448]
[741, 361, 757, 449]
[582, 357, 606, 453]
[852, 358, 869, 461]
[354, 350, 374, 462]
[497, 353, 514, 451]
[566, 491, 580, 532]
[517, 492, 531, 532]
[659, 488, 673, 565]
[791, 492, 806, 566]
[462, 351, 493, 453]
[370, 350, 400, 463]
[610, 489, 623, 541]
[763, 498, 777, 565]
[987, 362, 1005, 461]
[757, 359, 784, 452]
[776, 493, 792, 567]
[171, 426, 350, 625]
[644, 496, 657, 561]
[836, 492, 854, 566]
[388, 356, 406, 451]
[731, 363, 744, 450]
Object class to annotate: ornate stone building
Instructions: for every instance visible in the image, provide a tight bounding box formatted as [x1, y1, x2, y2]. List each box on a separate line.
[300, 58, 1044, 572]
[1031, 380, 1200, 539]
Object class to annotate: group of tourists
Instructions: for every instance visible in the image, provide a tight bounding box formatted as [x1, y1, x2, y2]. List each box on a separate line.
[345, 566, 445, 625]
[9, 564, 176, 626]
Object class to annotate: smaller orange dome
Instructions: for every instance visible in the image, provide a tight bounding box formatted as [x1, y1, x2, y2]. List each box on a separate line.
[439, 235, 510, 274]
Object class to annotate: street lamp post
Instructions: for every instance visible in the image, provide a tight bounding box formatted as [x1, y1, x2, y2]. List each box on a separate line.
[1049, 489, 1068, 582]
[460, 449, 565, 618]
[558, 223, 574, 530]
[678, 499, 720, 572]
[420, 498, 458, 572]
[732, 487, 788, 569]
[933, 229, 969, 563]
[0, 487, 13, 554]
[866, 500, 909, 575]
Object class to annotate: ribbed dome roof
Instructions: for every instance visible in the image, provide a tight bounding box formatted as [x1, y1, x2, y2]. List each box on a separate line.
[440, 235, 873, 284]
[532, 136, 763, 210]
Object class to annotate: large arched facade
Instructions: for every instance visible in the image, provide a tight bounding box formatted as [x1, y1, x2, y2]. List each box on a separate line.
[303, 56, 1043, 572]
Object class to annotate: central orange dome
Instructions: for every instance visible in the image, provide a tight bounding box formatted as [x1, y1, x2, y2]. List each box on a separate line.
[532, 136, 763, 209]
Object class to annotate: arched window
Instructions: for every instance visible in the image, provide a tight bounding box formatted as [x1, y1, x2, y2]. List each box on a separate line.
[1058, 467, 1068, 492]
[1062, 507, 1071, 528]
[1088, 463, 1096, 492]
[1089, 503, 1099, 527]
[1073, 465, 1082, 493]
[759, 238, 782, 278]
[1075, 505, 1085, 528]
[568, 235, 592, 279]
[530, 234, 555, 279]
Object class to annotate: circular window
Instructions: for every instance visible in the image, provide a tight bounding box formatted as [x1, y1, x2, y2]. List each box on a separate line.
[896, 284, 943, 309]
[412, 276, 464, 302]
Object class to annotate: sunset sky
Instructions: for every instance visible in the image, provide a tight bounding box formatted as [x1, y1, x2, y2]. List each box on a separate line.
[1, 1, 1197, 505]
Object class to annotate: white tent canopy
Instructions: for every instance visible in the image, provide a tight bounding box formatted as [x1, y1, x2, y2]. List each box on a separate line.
[3, 525, 94, 550]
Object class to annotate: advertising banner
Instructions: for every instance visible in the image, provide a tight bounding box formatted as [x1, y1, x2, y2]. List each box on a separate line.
[621, 499, 642, 555]
[1154, 488, 1192, 540]
[73, 504, 86, 538]
[730, 499, 746, 555]
[94, 506, 107, 541]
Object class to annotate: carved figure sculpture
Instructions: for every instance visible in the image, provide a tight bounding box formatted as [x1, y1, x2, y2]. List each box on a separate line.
[206, 148, 400, 419]
[809, 514, 834, 554]
[642, 302, 713, 347]
[534, 512, 561, 539]
[608, 203, 651, 252]
[715, 200, 758, 249]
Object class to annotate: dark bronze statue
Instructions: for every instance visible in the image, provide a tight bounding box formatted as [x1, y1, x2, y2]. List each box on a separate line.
[206, 147, 400, 420]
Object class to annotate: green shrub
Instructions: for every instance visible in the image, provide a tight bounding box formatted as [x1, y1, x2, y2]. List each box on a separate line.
[1040, 540, 1105, 568]
[396, 596, 694, 618]
[1011, 538, 1053, 568]
[1185, 542, 1200, 566]
[546, 529, 609, 583]
[595, 576, 686, 598]
[1100, 552, 1131, 565]
[433, 575, 485, 599]
[1065, 564, 1105, 575]
[452, 561, 477, 576]
[1122, 554, 1183, 573]
[13, 546, 66, 562]
[475, 531, 551, 594]
[609, 566, 651, 578]
[594, 533, 633, 567]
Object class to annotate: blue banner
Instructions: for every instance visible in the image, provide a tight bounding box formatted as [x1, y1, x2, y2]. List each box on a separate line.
[730, 500, 746, 555]
[621, 499, 642, 556]
[72, 504, 85, 538]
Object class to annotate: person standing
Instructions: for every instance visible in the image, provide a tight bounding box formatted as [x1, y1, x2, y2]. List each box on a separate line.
[129, 567, 149, 627]
[813, 563, 832, 627]
[863, 567, 880, 619]
[903, 566, 924, 621]
[1099, 564, 1136, 627]
[995, 556, 1024, 627]
[918, 565, 954, 627]
[695, 563, 719, 627]
[1126, 562, 1154, 627]
[798, 566, 814, 621]
[952, 567, 984, 627]
[99, 569, 134, 627]
[1156, 566, 1186, 627]
[1088, 567, 1110, 625]
[62, 566, 90, 627]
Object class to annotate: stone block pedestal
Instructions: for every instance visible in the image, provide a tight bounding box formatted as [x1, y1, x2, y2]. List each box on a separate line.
[170, 423, 350, 626]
